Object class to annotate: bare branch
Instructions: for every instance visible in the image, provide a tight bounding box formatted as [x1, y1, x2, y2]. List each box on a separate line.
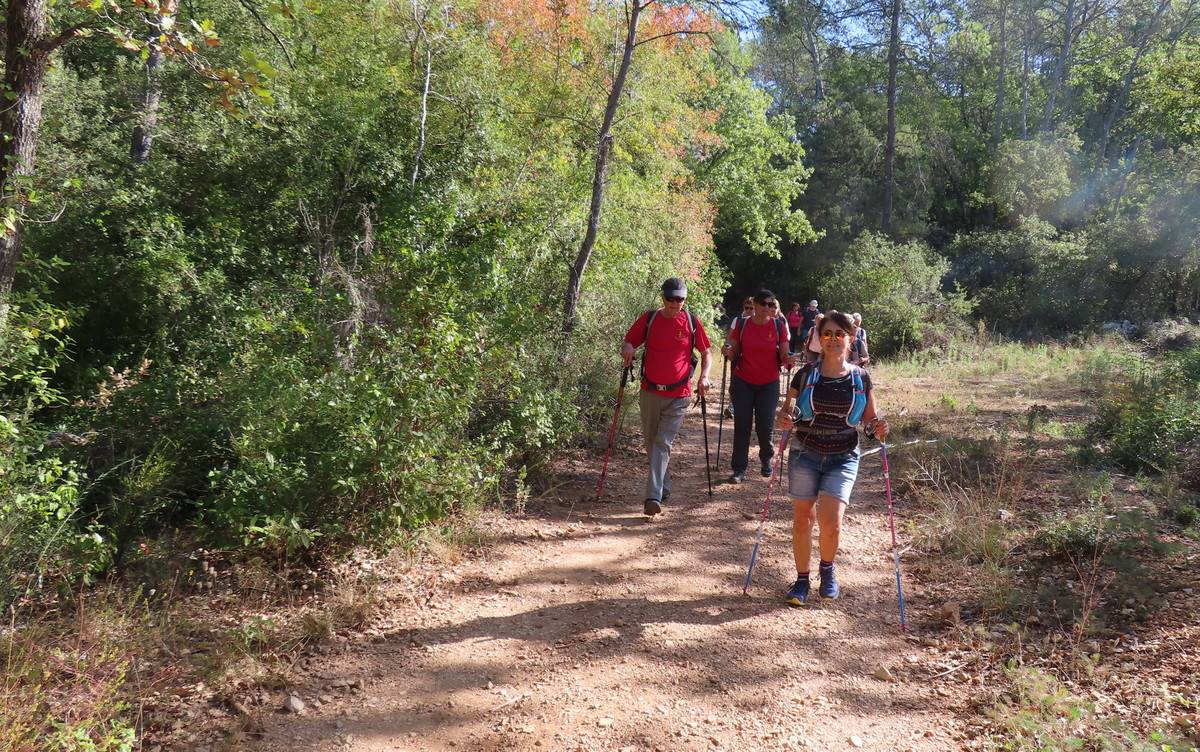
[233, 0, 296, 69]
[633, 28, 715, 48]
[36, 22, 90, 55]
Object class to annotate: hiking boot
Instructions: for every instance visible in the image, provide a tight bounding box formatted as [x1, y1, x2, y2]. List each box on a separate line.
[662, 488, 672, 503]
[643, 498, 662, 516]
[761, 458, 773, 477]
[786, 577, 810, 607]
[728, 472, 745, 485]
[819, 564, 840, 600]
[723, 406, 734, 419]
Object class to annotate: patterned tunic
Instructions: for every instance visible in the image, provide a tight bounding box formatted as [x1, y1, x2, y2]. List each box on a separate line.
[788, 364, 873, 455]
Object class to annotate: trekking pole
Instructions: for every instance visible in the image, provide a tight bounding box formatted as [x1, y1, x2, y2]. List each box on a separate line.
[742, 428, 791, 594]
[697, 391, 713, 496]
[878, 440, 909, 631]
[716, 357, 728, 473]
[596, 365, 635, 502]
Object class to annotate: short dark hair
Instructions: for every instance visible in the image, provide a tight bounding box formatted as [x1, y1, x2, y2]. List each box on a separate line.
[819, 309, 857, 337]
[753, 288, 776, 305]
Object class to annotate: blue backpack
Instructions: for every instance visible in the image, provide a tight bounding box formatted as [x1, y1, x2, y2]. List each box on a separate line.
[797, 364, 867, 427]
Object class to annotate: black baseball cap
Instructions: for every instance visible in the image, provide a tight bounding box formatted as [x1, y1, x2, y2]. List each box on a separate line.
[661, 277, 688, 298]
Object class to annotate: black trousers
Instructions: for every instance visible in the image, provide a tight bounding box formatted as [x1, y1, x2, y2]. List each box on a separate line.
[730, 374, 780, 474]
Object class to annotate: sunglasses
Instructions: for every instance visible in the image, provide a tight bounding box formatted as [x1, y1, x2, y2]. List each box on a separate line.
[756, 301, 778, 309]
[664, 296, 686, 303]
[820, 330, 849, 340]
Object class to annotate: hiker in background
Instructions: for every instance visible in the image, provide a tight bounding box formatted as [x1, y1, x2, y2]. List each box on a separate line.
[776, 310, 888, 606]
[803, 312, 824, 365]
[800, 299, 821, 344]
[722, 289, 793, 483]
[622, 278, 712, 517]
[786, 303, 803, 354]
[849, 312, 870, 367]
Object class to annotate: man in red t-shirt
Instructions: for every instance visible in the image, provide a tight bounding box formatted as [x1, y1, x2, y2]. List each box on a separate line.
[622, 277, 712, 516]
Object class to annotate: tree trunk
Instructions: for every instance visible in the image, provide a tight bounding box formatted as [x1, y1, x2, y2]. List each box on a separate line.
[804, 22, 824, 101]
[130, 20, 166, 163]
[1020, 0, 1032, 138]
[882, 0, 901, 235]
[1040, 0, 1076, 132]
[562, 1, 642, 335]
[991, 0, 1008, 149]
[410, 0, 432, 188]
[0, 0, 53, 326]
[1097, 0, 1169, 161]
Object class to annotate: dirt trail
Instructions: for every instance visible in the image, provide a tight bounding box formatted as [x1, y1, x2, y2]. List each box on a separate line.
[255, 382, 968, 751]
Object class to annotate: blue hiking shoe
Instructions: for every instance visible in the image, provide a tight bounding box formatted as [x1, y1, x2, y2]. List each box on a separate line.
[786, 577, 810, 607]
[818, 565, 840, 600]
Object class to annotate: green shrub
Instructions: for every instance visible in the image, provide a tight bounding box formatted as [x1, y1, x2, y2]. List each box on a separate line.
[1085, 344, 1200, 476]
[0, 305, 105, 609]
[819, 231, 974, 355]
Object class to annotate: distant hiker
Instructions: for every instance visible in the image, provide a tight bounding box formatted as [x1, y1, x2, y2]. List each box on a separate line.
[849, 312, 870, 367]
[622, 278, 712, 516]
[722, 289, 794, 483]
[776, 310, 888, 606]
[786, 303, 803, 353]
[799, 299, 821, 344]
[803, 312, 824, 365]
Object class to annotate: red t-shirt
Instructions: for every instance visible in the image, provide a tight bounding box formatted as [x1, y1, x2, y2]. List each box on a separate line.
[731, 317, 788, 385]
[625, 309, 711, 398]
[787, 311, 802, 329]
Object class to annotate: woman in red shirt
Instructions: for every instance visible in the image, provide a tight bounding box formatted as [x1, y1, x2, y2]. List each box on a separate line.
[786, 303, 803, 353]
[722, 289, 795, 482]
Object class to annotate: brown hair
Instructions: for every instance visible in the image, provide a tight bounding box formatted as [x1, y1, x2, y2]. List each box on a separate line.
[819, 310, 858, 338]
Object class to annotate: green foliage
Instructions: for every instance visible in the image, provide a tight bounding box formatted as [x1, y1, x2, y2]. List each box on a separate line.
[0, 305, 103, 610]
[819, 231, 974, 355]
[4, 0, 814, 586]
[946, 217, 1101, 335]
[1086, 345, 1200, 476]
[991, 135, 1081, 222]
[1133, 47, 1200, 146]
[695, 38, 817, 257]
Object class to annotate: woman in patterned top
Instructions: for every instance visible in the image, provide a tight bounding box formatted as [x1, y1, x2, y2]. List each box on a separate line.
[775, 310, 889, 607]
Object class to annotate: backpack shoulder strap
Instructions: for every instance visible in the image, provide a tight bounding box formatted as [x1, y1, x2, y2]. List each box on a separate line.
[798, 363, 821, 422]
[642, 309, 658, 340]
[846, 366, 868, 427]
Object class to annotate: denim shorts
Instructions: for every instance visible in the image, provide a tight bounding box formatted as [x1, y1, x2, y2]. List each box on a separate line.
[787, 447, 860, 503]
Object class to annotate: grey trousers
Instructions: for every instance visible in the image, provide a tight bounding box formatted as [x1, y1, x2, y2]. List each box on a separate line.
[639, 390, 690, 503]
